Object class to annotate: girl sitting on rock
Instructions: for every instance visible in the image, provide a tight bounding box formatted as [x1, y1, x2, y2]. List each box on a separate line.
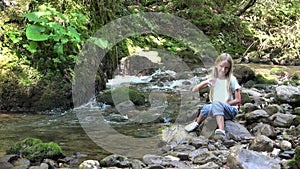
[184, 53, 241, 137]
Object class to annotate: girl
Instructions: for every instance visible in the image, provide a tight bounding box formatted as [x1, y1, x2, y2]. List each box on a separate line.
[184, 53, 241, 137]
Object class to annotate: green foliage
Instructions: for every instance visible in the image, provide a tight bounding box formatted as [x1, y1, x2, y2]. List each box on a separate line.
[97, 87, 145, 106]
[243, 0, 300, 63]
[6, 137, 63, 162]
[21, 3, 88, 78]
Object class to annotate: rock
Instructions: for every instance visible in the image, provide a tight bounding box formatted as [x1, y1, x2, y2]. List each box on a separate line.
[160, 125, 192, 145]
[227, 145, 281, 169]
[263, 104, 283, 116]
[249, 135, 274, 152]
[100, 154, 129, 168]
[294, 107, 300, 115]
[276, 85, 300, 106]
[0, 155, 16, 169]
[280, 140, 292, 151]
[79, 160, 100, 169]
[245, 109, 270, 123]
[252, 123, 276, 138]
[225, 121, 253, 141]
[197, 161, 220, 169]
[233, 65, 255, 84]
[243, 103, 260, 113]
[269, 113, 296, 127]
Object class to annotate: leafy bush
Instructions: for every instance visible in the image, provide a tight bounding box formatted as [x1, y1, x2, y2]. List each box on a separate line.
[22, 3, 88, 78]
[242, 0, 300, 64]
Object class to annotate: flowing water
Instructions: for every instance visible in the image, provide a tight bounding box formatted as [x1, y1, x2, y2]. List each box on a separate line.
[0, 63, 299, 162]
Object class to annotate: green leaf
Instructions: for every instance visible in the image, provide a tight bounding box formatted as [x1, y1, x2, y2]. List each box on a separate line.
[24, 11, 51, 22]
[23, 41, 38, 53]
[54, 43, 64, 55]
[26, 25, 49, 41]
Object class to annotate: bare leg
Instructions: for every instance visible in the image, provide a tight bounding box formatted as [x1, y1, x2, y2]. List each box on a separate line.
[216, 115, 225, 130]
[196, 114, 206, 124]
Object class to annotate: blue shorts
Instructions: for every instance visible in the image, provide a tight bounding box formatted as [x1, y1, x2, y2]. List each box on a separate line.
[199, 101, 238, 120]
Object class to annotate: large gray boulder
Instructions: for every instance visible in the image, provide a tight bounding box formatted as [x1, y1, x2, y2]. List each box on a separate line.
[227, 145, 281, 169]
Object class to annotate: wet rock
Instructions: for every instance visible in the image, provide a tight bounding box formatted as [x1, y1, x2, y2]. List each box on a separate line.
[227, 145, 281, 169]
[249, 135, 274, 152]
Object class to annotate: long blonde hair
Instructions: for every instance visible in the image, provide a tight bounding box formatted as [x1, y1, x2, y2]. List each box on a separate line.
[209, 53, 233, 102]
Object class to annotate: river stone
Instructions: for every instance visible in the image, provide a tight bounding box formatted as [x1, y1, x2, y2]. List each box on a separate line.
[243, 103, 259, 113]
[263, 104, 283, 116]
[249, 135, 274, 152]
[227, 145, 281, 169]
[280, 140, 292, 151]
[225, 121, 253, 141]
[197, 161, 220, 169]
[0, 155, 15, 169]
[245, 109, 269, 123]
[269, 113, 296, 127]
[79, 160, 100, 169]
[160, 124, 193, 145]
[143, 154, 179, 167]
[275, 85, 300, 106]
[100, 154, 129, 168]
[252, 122, 276, 138]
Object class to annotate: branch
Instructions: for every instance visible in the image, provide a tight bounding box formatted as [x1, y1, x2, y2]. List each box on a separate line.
[236, 0, 257, 16]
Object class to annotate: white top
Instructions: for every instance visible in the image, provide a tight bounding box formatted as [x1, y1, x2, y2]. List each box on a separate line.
[213, 79, 228, 103]
[210, 76, 241, 105]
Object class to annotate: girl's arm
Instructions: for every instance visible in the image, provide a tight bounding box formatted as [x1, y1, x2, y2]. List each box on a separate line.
[191, 79, 210, 92]
[227, 89, 241, 105]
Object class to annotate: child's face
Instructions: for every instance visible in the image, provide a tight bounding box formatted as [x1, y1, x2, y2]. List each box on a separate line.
[215, 60, 231, 78]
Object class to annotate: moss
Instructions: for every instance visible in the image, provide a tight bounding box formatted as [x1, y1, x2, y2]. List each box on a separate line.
[241, 91, 251, 105]
[288, 146, 300, 168]
[244, 80, 255, 88]
[291, 73, 300, 80]
[270, 67, 288, 75]
[6, 137, 63, 162]
[255, 74, 277, 85]
[97, 87, 145, 106]
[294, 107, 300, 115]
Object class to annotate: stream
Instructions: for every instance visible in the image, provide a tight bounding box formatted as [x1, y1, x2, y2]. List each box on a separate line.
[0, 63, 299, 162]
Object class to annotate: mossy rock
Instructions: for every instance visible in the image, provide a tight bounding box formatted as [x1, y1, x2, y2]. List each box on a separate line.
[294, 107, 300, 115]
[233, 65, 255, 84]
[244, 80, 256, 88]
[255, 74, 277, 85]
[270, 67, 288, 75]
[97, 87, 145, 106]
[287, 146, 300, 168]
[241, 91, 251, 105]
[6, 138, 63, 162]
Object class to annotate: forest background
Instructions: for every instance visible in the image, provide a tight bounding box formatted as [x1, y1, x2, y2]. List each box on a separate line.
[0, 0, 299, 111]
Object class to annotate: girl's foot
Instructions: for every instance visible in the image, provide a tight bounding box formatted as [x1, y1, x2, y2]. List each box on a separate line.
[184, 121, 199, 132]
[214, 129, 226, 136]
